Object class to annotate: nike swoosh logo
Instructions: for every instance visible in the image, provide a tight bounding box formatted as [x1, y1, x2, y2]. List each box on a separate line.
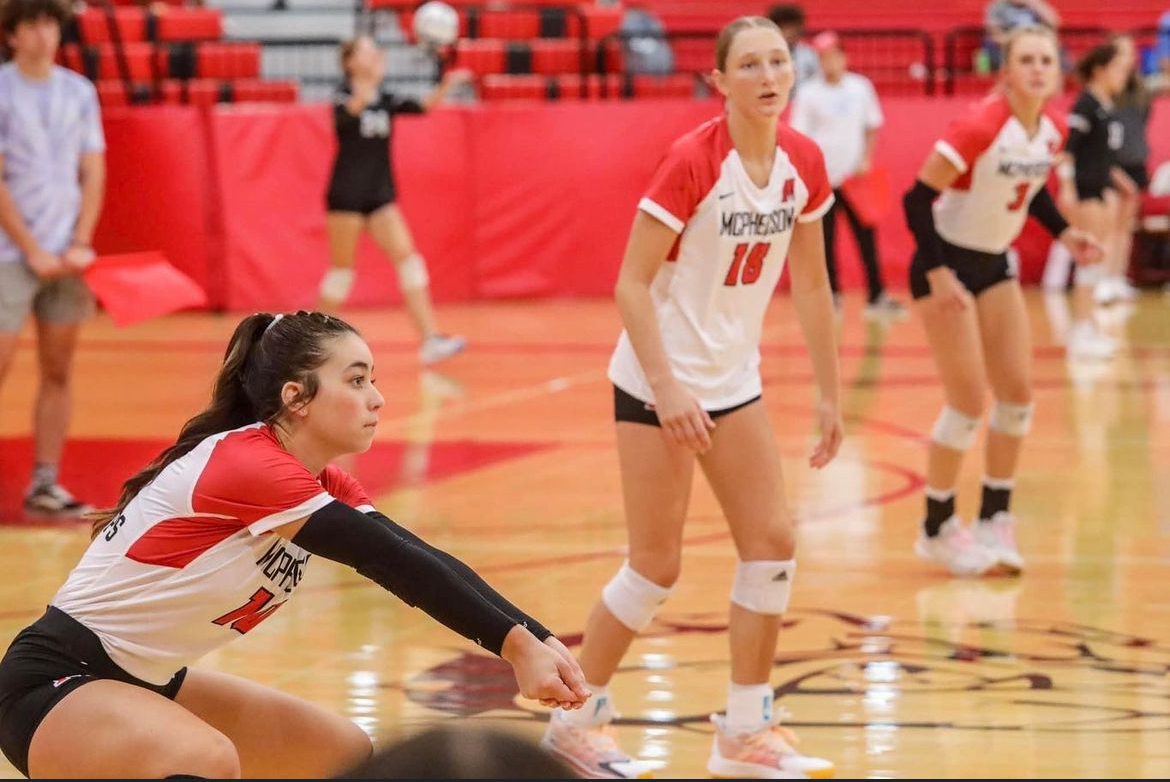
[718, 192, 734, 199]
[773, 570, 789, 581]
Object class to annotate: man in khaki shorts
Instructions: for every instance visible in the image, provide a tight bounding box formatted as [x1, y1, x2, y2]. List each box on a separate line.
[0, 0, 106, 514]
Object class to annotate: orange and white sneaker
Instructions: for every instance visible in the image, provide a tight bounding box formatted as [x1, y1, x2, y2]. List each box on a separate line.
[541, 718, 655, 779]
[707, 713, 835, 779]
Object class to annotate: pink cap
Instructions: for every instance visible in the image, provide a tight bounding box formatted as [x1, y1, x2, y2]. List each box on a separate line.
[811, 31, 841, 54]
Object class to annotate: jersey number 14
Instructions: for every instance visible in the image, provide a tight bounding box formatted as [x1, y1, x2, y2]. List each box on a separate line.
[212, 587, 286, 634]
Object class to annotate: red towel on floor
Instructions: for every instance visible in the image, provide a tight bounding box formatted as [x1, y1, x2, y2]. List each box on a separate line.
[83, 252, 208, 327]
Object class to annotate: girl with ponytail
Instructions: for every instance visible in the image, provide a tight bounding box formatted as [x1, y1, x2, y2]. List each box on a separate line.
[0, 310, 588, 779]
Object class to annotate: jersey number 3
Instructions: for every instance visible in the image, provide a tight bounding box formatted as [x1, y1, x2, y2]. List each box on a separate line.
[724, 242, 771, 286]
[1006, 182, 1030, 212]
[212, 587, 286, 634]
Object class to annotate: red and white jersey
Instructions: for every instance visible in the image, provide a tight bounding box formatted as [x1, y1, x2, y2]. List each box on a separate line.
[608, 115, 833, 409]
[52, 423, 373, 685]
[932, 94, 1067, 254]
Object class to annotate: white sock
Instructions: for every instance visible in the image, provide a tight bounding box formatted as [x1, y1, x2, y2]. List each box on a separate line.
[925, 485, 955, 502]
[557, 682, 613, 728]
[725, 682, 773, 734]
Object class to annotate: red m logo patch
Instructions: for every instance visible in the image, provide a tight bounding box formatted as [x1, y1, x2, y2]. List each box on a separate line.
[781, 177, 795, 201]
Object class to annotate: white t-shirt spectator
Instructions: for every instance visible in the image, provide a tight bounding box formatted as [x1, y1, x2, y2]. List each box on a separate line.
[789, 72, 883, 187]
[791, 41, 821, 89]
[0, 63, 105, 264]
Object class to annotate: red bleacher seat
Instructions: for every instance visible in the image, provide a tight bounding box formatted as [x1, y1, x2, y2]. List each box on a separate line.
[530, 39, 580, 75]
[580, 5, 623, 40]
[950, 74, 997, 95]
[77, 7, 147, 44]
[62, 42, 155, 80]
[480, 74, 546, 101]
[633, 74, 694, 99]
[234, 80, 299, 103]
[96, 80, 127, 108]
[555, 73, 622, 100]
[158, 79, 184, 104]
[455, 39, 507, 76]
[157, 8, 224, 42]
[186, 79, 220, 106]
[479, 9, 540, 40]
[196, 43, 261, 80]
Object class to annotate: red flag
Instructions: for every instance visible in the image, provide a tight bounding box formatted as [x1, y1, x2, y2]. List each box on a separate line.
[840, 165, 893, 228]
[82, 252, 208, 327]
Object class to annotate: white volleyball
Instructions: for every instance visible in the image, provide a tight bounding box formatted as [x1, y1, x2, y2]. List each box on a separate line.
[413, 1, 460, 47]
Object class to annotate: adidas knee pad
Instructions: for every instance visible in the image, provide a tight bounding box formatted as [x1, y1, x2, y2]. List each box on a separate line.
[601, 562, 672, 632]
[931, 405, 981, 451]
[319, 267, 355, 303]
[396, 253, 430, 292]
[730, 559, 795, 615]
[989, 400, 1034, 437]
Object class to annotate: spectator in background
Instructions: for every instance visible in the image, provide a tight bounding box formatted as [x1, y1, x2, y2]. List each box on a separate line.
[790, 31, 906, 318]
[338, 725, 578, 779]
[766, 4, 819, 87]
[984, 0, 1061, 69]
[1109, 34, 1153, 302]
[0, 0, 105, 514]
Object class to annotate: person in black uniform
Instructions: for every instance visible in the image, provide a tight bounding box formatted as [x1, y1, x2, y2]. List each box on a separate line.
[1057, 40, 1133, 355]
[1109, 34, 1157, 304]
[319, 35, 470, 366]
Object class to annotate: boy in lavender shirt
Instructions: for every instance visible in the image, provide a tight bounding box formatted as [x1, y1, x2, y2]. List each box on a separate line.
[0, 0, 106, 514]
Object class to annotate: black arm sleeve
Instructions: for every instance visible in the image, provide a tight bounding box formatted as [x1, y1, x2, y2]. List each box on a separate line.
[902, 180, 946, 271]
[365, 511, 554, 641]
[1027, 186, 1070, 238]
[292, 501, 518, 655]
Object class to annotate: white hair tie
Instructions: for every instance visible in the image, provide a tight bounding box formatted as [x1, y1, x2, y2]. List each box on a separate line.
[264, 313, 284, 335]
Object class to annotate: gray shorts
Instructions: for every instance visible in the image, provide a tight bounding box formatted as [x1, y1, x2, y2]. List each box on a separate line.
[0, 262, 94, 333]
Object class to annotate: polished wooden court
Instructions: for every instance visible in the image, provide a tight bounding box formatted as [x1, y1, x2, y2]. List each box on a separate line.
[1, 291, 1169, 778]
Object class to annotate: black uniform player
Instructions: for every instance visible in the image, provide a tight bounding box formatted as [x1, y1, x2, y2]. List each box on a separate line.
[318, 35, 470, 365]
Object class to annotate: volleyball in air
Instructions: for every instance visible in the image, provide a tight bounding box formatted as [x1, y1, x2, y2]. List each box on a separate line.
[413, 1, 460, 47]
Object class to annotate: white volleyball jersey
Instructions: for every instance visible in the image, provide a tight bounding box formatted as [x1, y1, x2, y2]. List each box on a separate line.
[932, 94, 1067, 254]
[608, 115, 833, 410]
[52, 423, 373, 685]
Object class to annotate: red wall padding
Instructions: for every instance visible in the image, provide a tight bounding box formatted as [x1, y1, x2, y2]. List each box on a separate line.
[94, 106, 224, 303]
[93, 97, 1170, 310]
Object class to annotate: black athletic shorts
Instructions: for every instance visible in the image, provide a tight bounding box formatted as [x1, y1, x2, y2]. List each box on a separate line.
[613, 384, 761, 427]
[326, 176, 397, 215]
[0, 607, 187, 777]
[909, 238, 1015, 300]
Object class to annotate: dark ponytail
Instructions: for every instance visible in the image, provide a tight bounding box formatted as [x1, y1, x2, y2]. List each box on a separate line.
[91, 311, 359, 538]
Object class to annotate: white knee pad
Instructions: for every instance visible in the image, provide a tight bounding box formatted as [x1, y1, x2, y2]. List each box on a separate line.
[730, 560, 795, 616]
[396, 253, 430, 292]
[601, 562, 672, 632]
[989, 400, 1034, 437]
[931, 405, 981, 451]
[1075, 262, 1105, 288]
[319, 267, 355, 303]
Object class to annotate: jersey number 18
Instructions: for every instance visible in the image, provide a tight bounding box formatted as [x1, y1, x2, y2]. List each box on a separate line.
[724, 242, 771, 286]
